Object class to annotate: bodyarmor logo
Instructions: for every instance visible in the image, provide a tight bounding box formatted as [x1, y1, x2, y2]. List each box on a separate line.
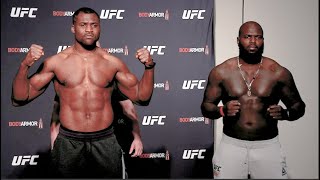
[8, 48, 29, 53]
[154, 83, 165, 88]
[38, 118, 43, 129]
[142, 116, 166, 125]
[182, 80, 206, 89]
[179, 47, 205, 53]
[154, 81, 169, 90]
[100, 10, 125, 19]
[138, 12, 164, 18]
[182, 149, 206, 159]
[178, 45, 209, 55]
[139, 152, 168, 160]
[144, 46, 166, 55]
[165, 150, 170, 160]
[179, 117, 209, 124]
[12, 155, 39, 166]
[182, 10, 206, 19]
[52, 11, 74, 17]
[9, 121, 38, 127]
[124, 45, 129, 55]
[10, 7, 38, 18]
[164, 80, 170, 90]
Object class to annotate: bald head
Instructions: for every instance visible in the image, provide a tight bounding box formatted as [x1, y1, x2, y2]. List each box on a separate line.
[238, 21, 263, 37]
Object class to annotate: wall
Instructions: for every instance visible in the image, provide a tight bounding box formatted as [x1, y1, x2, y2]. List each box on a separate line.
[214, 0, 319, 178]
[1, 1, 214, 178]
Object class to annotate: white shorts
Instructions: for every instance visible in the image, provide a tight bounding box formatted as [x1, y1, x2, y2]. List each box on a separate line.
[213, 133, 288, 179]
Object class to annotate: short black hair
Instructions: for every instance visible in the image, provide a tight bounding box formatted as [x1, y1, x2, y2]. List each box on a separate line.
[238, 21, 264, 37]
[72, 7, 99, 24]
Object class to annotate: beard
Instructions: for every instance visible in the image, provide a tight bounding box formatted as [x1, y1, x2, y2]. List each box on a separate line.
[238, 42, 264, 64]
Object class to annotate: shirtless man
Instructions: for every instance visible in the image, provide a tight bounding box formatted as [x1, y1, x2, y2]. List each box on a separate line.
[12, 7, 155, 178]
[50, 42, 143, 158]
[201, 21, 305, 179]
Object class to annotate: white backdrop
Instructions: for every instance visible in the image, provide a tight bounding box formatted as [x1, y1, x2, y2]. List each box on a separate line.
[214, 0, 319, 178]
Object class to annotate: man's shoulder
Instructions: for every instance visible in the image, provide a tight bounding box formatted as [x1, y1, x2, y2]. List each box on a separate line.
[213, 57, 237, 71]
[52, 47, 72, 60]
[207, 57, 237, 80]
[263, 56, 291, 77]
[263, 57, 284, 71]
[98, 48, 123, 64]
[42, 48, 72, 69]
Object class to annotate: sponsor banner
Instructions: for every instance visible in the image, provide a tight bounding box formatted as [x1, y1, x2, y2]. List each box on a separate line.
[182, 80, 206, 90]
[182, 9, 206, 20]
[8, 119, 43, 129]
[10, 7, 38, 18]
[12, 155, 39, 166]
[139, 150, 170, 160]
[138, 10, 169, 20]
[142, 115, 166, 126]
[154, 80, 170, 90]
[179, 117, 210, 124]
[182, 149, 206, 159]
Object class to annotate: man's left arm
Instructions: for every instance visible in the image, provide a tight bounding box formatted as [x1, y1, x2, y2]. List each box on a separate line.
[115, 48, 155, 106]
[268, 67, 306, 121]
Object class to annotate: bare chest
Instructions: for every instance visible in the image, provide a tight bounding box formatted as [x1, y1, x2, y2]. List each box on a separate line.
[54, 58, 116, 88]
[223, 69, 280, 98]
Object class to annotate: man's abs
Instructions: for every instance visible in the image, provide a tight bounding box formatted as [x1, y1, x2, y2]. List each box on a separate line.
[56, 83, 115, 132]
[223, 110, 279, 140]
[59, 107, 114, 132]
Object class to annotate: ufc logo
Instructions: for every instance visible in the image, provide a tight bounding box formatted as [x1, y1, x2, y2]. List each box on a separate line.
[100, 10, 125, 19]
[182, 80, 206, 89]
[182, 149, 206, 159]
[142, 116, 166, 125]
[57, 46, 70, 53]
[12, 155, 39, 166]
[144, 46, 166, 55]
[10, 7, 38, 18]
[182, 10, 206, 19]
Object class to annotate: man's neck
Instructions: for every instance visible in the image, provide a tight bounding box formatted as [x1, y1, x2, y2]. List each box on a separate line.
[75, 41, 97, 52]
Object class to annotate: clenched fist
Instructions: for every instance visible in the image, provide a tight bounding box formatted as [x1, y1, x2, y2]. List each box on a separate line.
[135, 48, 154, 68]
[23, 44, 44, 67]
[224, 100, 241, 116]
[267, 104, 287, 120]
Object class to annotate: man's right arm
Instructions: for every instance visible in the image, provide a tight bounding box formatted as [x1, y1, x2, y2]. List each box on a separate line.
[201, 68, 224, 120]
[12, 44, 53, 106]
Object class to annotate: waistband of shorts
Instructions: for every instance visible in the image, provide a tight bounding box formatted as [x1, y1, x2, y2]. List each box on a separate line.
[59, 125, 114, 140]
[222, 133, 279, 148]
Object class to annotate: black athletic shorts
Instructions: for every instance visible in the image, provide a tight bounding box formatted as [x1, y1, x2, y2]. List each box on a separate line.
[49, 125, 124, 178]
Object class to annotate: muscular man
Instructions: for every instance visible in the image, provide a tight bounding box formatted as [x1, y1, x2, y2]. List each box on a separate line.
[50, 41, 143, 158]
[201, 21, 305, 179]
[12, 7, 155, 178]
